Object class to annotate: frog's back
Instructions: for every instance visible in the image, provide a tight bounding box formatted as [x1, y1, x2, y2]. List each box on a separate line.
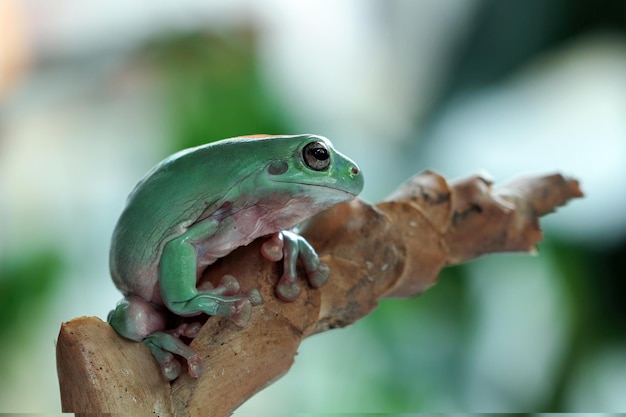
[109, 139, 258, 300]
[109, 135, 305, 301]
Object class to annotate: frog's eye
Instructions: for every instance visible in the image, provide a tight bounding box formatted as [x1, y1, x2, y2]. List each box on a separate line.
[302, 141, 330, 171]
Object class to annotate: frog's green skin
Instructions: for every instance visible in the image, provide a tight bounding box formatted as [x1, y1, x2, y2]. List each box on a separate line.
[107, 134, 363, 380]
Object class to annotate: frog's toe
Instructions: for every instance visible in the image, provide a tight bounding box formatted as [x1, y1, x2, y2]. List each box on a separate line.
[276, 276, 302, 302]
[229, 298, 252, 327]
[261, 232, 284, 262]
[247, 288, 263, 306]
[217, 274, 240, 295]
[307, 263, 330, 288]
[187, 355, 202, 378]
[162, 357, 182, 381]
[185, 322, 203, 338]
[172, 321, 203, 339]
[196, 280, 214, 291]
[198, 274, 241, 297]
[144, 331, 203, 380]
[147, 342, 182, 380]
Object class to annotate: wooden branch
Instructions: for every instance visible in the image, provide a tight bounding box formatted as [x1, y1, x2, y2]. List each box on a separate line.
[56, 170, 582, 416]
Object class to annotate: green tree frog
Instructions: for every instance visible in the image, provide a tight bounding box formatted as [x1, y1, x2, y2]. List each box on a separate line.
[107, 134, 363, 380]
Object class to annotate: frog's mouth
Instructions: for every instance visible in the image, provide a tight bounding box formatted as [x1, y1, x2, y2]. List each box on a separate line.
[272, 179, 359, 201]
[275, 172, 362, 191]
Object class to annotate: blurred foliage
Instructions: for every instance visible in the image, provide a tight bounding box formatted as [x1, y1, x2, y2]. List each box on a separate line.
[140, 29, 291, 151]
[426, 0, 626, 124]
[366, 265, 470, 410]
[544, 237, 626, 410]
[0, 250, 63, 374]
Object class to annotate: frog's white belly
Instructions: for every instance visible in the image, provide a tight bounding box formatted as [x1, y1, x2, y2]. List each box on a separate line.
[132, 195, 312, 303]
[193, 201, 300, 273]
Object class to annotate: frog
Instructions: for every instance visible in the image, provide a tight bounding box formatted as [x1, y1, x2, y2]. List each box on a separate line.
[107, 134, 364, 380]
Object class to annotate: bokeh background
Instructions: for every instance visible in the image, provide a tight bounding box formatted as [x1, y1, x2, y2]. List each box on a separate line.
[1, 0, 625, 414]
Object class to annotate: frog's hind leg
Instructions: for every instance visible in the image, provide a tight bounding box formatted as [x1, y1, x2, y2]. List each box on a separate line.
[108, 296, 168, 342]
[108, 296, 203, 380]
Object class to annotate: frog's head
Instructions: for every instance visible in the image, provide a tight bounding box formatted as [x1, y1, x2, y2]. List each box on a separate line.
[259, 134, 364, 204]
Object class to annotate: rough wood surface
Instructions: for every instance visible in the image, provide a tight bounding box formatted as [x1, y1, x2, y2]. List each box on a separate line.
[57, 317, 172, 416]
[56, 170, 582, 416]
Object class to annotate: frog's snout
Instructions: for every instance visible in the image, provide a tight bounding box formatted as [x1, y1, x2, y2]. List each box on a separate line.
[346, 161, 364, 196]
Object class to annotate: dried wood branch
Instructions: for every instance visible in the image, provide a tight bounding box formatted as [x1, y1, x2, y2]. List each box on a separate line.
[56, 170, 582, 417]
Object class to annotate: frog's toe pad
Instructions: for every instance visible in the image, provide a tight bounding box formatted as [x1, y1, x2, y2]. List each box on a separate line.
[261, 233, 284, 262]
[174, 321, 202, 339]
[187, 355, 202, 378]
[307, 263, 330, 288]
[229, 298, 252, 327]
[276, 277, 302, 302]
[218, 274, 240, 295]
[162, 358, 182, 381]
[197, 280, 214, 291]
[248, 289, 263, 306]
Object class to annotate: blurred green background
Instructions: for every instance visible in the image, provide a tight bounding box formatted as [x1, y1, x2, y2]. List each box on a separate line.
[1, 0, 625, 414]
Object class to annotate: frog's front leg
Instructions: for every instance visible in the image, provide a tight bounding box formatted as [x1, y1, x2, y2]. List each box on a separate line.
[262, 230, 330, 301]
[160, 218, 256, 326]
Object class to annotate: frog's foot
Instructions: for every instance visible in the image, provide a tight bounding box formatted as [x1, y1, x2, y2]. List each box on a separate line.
[144, 332, 202, 380]
[269, 230, 331, 302]
[196, 275, 262, 326]
[199, 275, 262, 306]
[165, 283, 258, 328]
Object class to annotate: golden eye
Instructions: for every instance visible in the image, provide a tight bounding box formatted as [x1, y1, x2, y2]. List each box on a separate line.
[302, 141, 330, 171]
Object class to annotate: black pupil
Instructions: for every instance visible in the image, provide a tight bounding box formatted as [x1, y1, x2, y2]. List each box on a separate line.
[312, 147, 329, 161]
